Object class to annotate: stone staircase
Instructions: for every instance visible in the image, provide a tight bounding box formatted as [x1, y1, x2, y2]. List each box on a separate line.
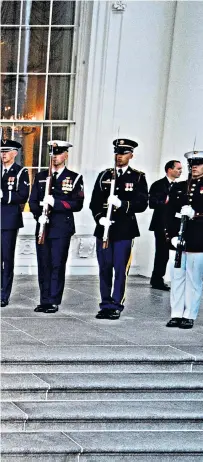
[1, 348, 203, 461]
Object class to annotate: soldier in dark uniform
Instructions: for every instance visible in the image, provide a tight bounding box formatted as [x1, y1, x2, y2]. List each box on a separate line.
[149, 160, 182, 290]
[166, 151, 203, 329]
[29, 140, 84, 313]
[90, 138, 148, 320]
[1, 139, 30, 307]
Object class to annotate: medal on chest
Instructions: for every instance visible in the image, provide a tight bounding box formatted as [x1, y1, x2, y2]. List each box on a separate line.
[62, 177, 73, 194]
[200, 187, 203, 194]
[7, 177, 15, 190]
[125, 183, 133, 191]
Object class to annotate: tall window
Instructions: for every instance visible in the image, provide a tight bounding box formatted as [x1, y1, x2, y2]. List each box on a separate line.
[1, 0, 78, 176]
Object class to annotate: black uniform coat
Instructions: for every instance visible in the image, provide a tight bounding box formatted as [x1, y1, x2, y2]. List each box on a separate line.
[1, 163, 30, 229]
[165, 177, 203, 252]
[149, 176, 171, 231]
[29, 167, 84, 238]
[89, 166, 148, 241]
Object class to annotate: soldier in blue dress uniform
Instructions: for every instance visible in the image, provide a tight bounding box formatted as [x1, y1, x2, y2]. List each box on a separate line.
[1, 139, 30, 307]
[90, 138, 148, 320]
[166, 150, 203, 329]
[29, 140, 84, 313]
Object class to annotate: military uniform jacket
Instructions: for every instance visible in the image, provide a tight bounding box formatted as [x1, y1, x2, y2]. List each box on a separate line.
[165, 177, 203, 252]
[89, 166, 148, 241]
[149, 176, 171, 231]
[29, 167, 84, 238]
[1, 163, 30, 230]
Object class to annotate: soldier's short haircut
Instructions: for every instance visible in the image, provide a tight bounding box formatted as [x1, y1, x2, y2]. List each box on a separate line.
[165, 160, 180, 173]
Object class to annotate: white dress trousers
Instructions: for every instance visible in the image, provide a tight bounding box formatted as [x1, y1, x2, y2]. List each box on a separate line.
[170, 250, 203, 320]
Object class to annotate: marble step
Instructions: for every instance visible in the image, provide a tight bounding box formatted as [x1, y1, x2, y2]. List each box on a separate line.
[2, 345, 202, 373]
[1, 431, 203, 461]
[2, 400, 203, 431]
[1, 372, 203, 401]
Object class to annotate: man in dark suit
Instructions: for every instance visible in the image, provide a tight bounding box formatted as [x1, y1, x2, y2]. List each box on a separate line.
[1, 139, 30, 306]
[149, 160, 182, 290]
[90, 138, 148, 320]
[29, 140, 84, 313]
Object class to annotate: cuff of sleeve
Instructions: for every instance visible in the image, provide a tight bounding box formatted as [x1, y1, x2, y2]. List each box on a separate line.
[95, 212, 103, 224]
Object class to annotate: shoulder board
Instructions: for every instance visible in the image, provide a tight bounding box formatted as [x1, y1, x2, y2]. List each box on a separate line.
[132, 168, 145, 175]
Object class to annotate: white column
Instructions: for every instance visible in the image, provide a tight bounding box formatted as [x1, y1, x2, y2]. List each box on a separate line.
[160, 1, 203, 176]
[77, 0, 176, 275]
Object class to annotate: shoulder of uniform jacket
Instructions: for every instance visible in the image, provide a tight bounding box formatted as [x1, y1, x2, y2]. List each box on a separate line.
[99, 168, 113, 176]
[132, 168, 145, 176]
[66, 168, 81, 178]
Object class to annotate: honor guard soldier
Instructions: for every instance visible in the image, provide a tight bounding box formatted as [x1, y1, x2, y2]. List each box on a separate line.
[166, 151, 203, 329]
[1, 139, 30, 307]
[149, 160, 182, 290]
[90, 138, 148, 320]
[29, 140, 84, 313]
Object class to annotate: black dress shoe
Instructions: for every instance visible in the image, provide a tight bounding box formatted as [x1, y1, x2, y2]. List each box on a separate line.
[151, 283, 170, 291]
[179, 318, 194, 329]
[107, 309, 121, 320]
[96, 309, 109, 319]
[44, 304, 59, 313]
[34, 304, 48, 312]
[166, 317, 182, 327]
[1, 299, 9, 307]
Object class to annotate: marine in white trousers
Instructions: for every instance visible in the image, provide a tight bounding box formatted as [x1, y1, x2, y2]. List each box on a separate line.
[170, 250, 203, 320]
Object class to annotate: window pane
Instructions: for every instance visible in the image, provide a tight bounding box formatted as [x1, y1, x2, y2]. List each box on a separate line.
[1, 28, 19, 73]
[17, 126, 41, 167]
[41, 126, 68, 166]
[17, 75, 45, 120]
[49, 28, 73, 73]
[1, 1, 21, 25]
[22, 1, 50, 25]
[1, 75, 16, 119]
[52, 1, 75, 25]
[19, 28, 48, 73]
[46, 76, 71, 120]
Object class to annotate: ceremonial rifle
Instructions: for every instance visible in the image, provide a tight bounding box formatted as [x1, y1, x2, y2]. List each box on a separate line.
[38, 126, 53, 245]
[102, 159, 116, 249]
[102, 129, 120, 249]
[174, 137, 195, 268]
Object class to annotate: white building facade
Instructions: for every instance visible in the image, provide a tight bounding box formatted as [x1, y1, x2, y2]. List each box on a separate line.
[1, 0, 203, 276]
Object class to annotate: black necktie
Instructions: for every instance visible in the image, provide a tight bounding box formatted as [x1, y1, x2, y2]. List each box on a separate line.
[52, 171, 58, 187]
[3, 168, 7, 176]
[118, 168, 123, 177]
[169, 182, 174, 191]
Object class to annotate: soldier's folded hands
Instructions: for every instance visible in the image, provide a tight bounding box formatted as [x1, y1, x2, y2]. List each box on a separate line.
[99, 217, 115, 227]
[41, 195, 55, 207]
[180, 205, 195, 219]
[107, 195, 121, 208]
[38, 215, 49, 225]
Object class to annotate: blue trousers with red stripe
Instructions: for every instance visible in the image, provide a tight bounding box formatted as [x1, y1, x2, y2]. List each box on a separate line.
[96, 238, 133, 311]
[1, 229, 18, 301]
[36, 236, 70, 305]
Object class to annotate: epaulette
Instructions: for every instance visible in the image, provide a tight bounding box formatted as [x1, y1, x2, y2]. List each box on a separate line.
[132, 168, 145, 175]
[132, 168, 145, 182]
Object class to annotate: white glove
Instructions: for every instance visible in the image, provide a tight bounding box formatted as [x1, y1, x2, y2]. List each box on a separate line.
[171, 236, 178, 248]
[107, 195, 122, 208]
[38, 214, 49, 225]
[180, 205, 195, 219]
[99, 217, 114, 227]
[42, 195, 55, 207]
[0, 189, 3, 199]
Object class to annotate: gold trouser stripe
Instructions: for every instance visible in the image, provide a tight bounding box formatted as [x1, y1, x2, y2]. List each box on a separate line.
[121, 239, 134, 304]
